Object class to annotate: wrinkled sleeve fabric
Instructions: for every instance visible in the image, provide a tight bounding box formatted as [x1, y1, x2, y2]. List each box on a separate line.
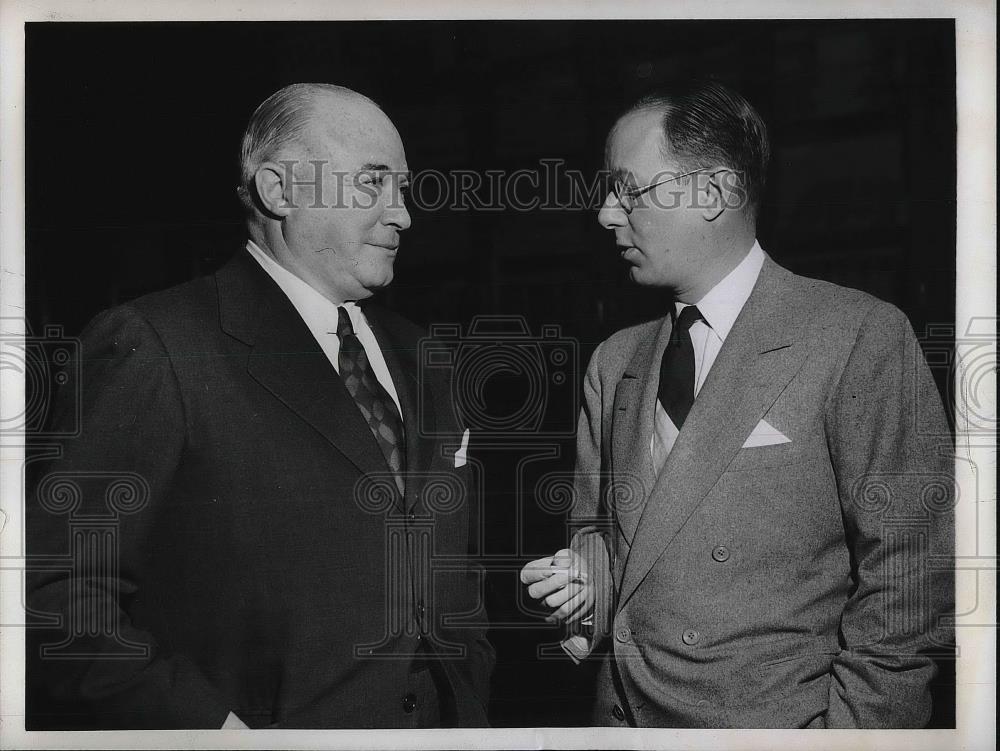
[562, 343, 615, 662]
[823, 302, 954, 728]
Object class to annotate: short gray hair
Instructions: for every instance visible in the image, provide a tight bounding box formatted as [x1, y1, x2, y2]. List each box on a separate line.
[236, 83, 375, 213]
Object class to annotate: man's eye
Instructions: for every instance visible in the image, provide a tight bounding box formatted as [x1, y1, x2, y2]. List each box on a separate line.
[357, 172, 386, 188]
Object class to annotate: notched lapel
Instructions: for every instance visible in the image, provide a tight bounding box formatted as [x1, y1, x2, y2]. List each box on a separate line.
[610, 376, 644, 544]
[610, 317, 670, 546]
[217, 254, 395, 489]
[245, 292, 392, 486]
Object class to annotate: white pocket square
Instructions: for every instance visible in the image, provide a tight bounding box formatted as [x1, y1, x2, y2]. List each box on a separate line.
[741, 419, 791, 448]
[454, 429, 470, 468]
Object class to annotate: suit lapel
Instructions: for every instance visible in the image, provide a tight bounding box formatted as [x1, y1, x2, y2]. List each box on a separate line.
[610, 316, 671, 544]
[364, 304, 434, 511]
[616, 261, 808, 611]
[218, 251, 395, 489]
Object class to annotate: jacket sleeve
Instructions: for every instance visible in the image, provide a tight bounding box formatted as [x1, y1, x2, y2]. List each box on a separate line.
[823, 302, 955, 728]
[26, 305, 232, 729]
[562, 343, 615, 662]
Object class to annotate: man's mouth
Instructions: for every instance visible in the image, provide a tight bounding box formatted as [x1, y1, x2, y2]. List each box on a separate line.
[619, 246, 640, 262]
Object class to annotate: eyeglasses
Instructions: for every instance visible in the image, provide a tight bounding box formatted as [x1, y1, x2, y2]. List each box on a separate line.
[610, 168, 707, 214]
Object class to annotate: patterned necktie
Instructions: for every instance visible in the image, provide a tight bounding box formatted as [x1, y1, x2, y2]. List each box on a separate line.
[657, 304, 704, 430]
[336, 307, 406, 496]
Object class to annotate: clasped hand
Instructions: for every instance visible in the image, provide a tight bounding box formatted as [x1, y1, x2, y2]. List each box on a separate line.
[519, 549, 594, 625]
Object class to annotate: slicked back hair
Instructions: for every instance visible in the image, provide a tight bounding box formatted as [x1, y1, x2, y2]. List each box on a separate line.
[621, 80, 770, 219]
[236, 83, 379, 214]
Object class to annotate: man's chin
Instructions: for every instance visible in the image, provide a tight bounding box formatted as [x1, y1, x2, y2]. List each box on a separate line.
[627, 266, 672, 289]
[363, 271, 394, 295]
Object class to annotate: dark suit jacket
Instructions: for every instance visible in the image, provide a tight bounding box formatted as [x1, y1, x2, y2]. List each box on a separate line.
[569, 257, 953, 728]
[26, 249, 494, 729]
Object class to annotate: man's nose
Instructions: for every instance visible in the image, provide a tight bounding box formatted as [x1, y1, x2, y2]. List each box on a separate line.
[383, 198, 411, 231]
[598, 191, 627, 229]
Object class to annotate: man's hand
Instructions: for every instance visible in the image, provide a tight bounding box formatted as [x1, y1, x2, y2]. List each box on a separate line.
[520, 549, 594, 625]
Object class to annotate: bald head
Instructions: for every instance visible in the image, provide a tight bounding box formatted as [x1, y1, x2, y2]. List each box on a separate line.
[239, 82, 411, 304]
[237, 83, 388, 214]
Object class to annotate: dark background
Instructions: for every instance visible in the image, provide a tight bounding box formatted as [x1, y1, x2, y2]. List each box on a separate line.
[26, 20, 957, 727]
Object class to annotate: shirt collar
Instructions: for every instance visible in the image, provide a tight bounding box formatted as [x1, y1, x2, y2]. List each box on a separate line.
[245, 239, 357, 332]
[675, 239, 766, 342]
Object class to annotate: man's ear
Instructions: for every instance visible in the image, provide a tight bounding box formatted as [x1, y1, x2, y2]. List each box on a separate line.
[253, 162, 293, 218]
[699, 169, 731, 222]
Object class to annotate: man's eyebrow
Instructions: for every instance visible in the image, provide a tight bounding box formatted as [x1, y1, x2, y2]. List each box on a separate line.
[358, 164, 411, 182]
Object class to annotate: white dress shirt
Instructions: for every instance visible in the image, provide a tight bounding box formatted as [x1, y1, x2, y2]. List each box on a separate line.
[650, 240, 766, 473]
[245, 240, 403, 416]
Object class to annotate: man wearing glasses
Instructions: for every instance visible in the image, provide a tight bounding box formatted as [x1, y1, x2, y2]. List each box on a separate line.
[522, 80, 953, 728]
[27, 83, 493, 729]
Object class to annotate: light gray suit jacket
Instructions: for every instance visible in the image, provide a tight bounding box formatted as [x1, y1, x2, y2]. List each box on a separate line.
[568, 257, 953, 728]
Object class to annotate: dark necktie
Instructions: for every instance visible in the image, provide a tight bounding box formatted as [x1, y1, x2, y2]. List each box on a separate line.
[657, 304, 703, 430]
[336, 307, 406, 496]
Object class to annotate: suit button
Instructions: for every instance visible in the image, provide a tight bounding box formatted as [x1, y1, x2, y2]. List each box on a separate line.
[682, 629, 700, 646]
[612, 704, 626, 721]
[402, 693, 417, 713]
[711, 545, 730, 562]
[615, 627, 631, 643]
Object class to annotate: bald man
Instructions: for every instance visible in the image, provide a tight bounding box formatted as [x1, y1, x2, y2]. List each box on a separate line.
[26, 84, 494, 729]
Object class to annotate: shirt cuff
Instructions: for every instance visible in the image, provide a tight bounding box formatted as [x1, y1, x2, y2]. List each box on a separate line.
[560, 634, 592, 664]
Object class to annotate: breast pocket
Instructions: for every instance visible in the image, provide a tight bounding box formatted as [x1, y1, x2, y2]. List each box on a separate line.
[726, 433, 828, 472]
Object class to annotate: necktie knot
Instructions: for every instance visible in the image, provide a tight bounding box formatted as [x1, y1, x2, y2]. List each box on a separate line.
[336, 306, 355, 339]
[675, 305, 703, 333]
[669, 305, 702, 349]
